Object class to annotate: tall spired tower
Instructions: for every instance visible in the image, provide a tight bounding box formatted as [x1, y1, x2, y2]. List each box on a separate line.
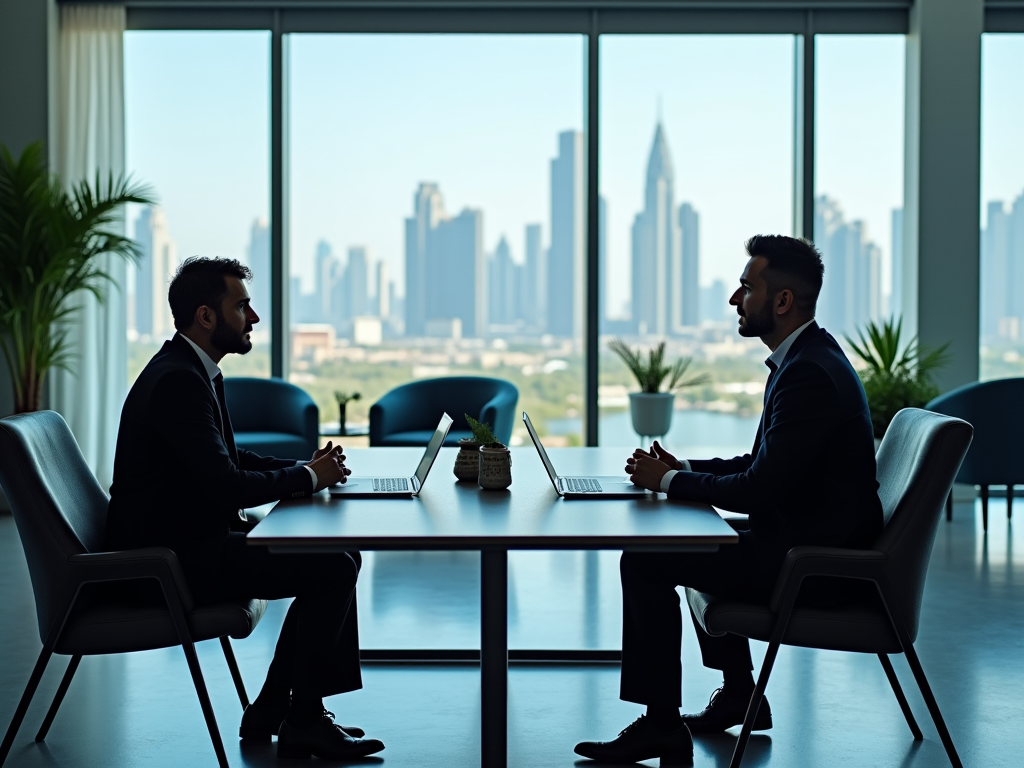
[631, 122, 681, 336]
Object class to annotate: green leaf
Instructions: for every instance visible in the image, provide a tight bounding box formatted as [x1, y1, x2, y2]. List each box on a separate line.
[608, 338, 709, 393]
[465, 413, 498, 445]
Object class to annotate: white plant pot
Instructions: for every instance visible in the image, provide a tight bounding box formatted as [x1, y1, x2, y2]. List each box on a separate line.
[629, 392, 675, 439]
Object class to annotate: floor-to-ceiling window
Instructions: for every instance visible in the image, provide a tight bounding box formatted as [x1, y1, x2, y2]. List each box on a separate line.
[596, 35, 794, 454]
[124, 31, 271, 382]
[980, 33, 1024, 380]
[814, 35, 905, 346]
[287, 34, 585, 442]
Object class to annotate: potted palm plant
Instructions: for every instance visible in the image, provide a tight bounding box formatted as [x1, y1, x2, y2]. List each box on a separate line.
[0, 142, 154, 412]
[846, 316, 949, 440]
[608, 339, 710, 440]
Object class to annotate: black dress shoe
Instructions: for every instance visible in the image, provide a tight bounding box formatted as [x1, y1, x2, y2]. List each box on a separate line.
[240, 703, 365, 740]
[682, 687, 772, 734]
[277, 710, 384, 760]
[574, 715, 693, 765]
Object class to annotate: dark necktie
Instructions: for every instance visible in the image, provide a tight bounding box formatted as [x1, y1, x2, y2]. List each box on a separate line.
[213, 373, 247, 526]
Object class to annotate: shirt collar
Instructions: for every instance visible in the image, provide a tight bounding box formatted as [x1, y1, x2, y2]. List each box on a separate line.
[766, 319, 816, 371]
[179, 333, 222, 383]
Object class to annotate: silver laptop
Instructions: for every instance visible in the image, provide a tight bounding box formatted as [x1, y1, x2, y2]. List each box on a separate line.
[329, 413, 453, 498]
[522, 412, 649, 499]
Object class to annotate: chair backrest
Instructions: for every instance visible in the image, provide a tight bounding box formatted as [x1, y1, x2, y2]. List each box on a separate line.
[371, 376, 518, 443]
[0, 411, 110, 641]
[873, 408, 972, 641]
[223, 376, 318, 437]
[926, 377, 1024, 485]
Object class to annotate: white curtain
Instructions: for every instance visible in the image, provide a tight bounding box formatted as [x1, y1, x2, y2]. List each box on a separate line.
[51, 5, 126, 490]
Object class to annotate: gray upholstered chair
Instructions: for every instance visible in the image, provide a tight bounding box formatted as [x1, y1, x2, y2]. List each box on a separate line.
[0, 411, 266, 768]
[686, 408, 973, 768]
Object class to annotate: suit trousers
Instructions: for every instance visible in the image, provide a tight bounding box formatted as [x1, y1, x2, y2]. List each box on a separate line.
[214, 532, 362, 700]
[619, 527, 776, 708]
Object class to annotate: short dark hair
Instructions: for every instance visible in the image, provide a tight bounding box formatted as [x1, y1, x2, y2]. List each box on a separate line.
[744, 234, 824, 314]
[168, 257, 252, 331]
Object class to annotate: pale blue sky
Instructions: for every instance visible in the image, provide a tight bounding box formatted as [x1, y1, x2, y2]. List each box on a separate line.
[123, 31, 1021, 314]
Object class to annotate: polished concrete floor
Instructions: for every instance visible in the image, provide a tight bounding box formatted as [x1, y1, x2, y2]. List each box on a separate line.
[1, 497, 1022, 768]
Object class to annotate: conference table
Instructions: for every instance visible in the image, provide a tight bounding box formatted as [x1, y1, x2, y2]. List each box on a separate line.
[248, 445, 738, 768]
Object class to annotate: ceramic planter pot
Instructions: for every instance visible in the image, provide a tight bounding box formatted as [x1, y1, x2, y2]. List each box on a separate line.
[478, 443, 512, 490]
[454, 438, 481, 481]
[629, 392, 675, 439]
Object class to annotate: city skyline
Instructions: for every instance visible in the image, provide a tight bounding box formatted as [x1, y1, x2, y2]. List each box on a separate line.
[130, 119, 906, 343]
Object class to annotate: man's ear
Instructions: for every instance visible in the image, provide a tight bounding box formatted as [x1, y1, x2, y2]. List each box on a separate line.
[776, 289, 795, 316]
[196, 305, 216, 331]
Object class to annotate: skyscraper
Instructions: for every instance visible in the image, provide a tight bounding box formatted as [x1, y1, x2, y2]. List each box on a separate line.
[547, 130, 584, 338]
[815, 195, 883, 334]
[982, 198, 1016, 340]
[346, 246, 370, 318]
[524, 223, 545, 330]
[315, 240, 339, 321]
[430, 208, 485, 337]
[489, 235, 519, 327]
[404, 184, 486, 338]
[404, 183, 445, 337]
[678, 202, 700, 327]
[375, 260, 391, 319]
[246, 217, 271, 322]
[134, 206, 177, 338]
[631, 122, 681, 336]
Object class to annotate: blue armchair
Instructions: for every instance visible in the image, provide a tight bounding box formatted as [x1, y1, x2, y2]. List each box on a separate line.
[369, 377, 518, 447]
[223, 377, 319, 461]
[926, 377, 1024, 530]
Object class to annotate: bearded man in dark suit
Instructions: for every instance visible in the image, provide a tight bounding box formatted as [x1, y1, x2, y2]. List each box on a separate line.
[575, 235, 883, 765]
[107, 257, 383, 761]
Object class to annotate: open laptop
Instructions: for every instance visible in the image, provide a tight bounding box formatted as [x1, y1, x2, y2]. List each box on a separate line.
[522, 412, 649, 499]
[329, 413, 453, 498]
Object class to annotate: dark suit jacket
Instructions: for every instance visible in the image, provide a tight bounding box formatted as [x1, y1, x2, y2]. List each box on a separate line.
[669, 323, 883, 569]
[106, 334, 313, 585]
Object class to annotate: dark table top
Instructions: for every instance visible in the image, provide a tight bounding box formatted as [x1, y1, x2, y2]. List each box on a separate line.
[249, 447, 738, 552]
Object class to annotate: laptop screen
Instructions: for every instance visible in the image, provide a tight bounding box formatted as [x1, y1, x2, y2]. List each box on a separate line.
[522, 412, 560, 492]
[413, 412, 454, 486]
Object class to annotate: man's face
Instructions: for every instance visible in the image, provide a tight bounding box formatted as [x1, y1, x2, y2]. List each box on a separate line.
[729, 256, 775, 338]
[210, 277, 260, 355]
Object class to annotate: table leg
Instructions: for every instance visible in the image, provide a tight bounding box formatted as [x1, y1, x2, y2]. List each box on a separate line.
[481, 549, 508, 768]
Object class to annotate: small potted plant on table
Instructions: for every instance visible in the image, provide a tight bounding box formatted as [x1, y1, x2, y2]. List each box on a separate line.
[462, 414, 511, 490]
[334, 391, 361, 437]
[609, 339, 709, 441]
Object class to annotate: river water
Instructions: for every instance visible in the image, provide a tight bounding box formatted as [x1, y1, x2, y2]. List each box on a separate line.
[547, 408, 761, 459]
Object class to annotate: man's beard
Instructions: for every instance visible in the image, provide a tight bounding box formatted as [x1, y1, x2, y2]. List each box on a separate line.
[211, 311, 252, 355]
[737, 300, 775, 338]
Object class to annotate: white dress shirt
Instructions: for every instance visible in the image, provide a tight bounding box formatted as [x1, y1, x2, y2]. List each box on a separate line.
[657, 319, 816, 493]
[180, 334, 318, 490]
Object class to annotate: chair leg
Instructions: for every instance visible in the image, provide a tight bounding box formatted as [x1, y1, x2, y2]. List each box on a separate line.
[980, 485, 989, 532]
[877, 654, 922, 740]
[1007, 486, 1013, 520]
[0, 646, 53, 767]
[728, 639, 781, 768]
[903, 644, 963, 768]
[181, 641, 229, 768]
[35, 655, 82, 742]
[945, 491, 953, 521]
[220, 637, 249, 709]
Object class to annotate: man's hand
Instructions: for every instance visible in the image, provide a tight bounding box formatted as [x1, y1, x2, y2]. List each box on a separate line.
[312, 440, 341, 462]
[309, 444, 352, 491]
[626, 440, 683, 478]
[625, 454, 671, 492]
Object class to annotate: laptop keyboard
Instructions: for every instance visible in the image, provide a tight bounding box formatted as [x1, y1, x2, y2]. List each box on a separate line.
[565, 477, 603, 493]
[373, 477, 409, 492]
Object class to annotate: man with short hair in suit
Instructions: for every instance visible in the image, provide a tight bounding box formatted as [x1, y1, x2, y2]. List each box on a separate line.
[107, 257, 384, 760]
[575, 235, 883, 764]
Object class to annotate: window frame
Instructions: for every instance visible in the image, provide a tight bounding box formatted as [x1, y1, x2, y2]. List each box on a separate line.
[114, 0, 918, 446]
